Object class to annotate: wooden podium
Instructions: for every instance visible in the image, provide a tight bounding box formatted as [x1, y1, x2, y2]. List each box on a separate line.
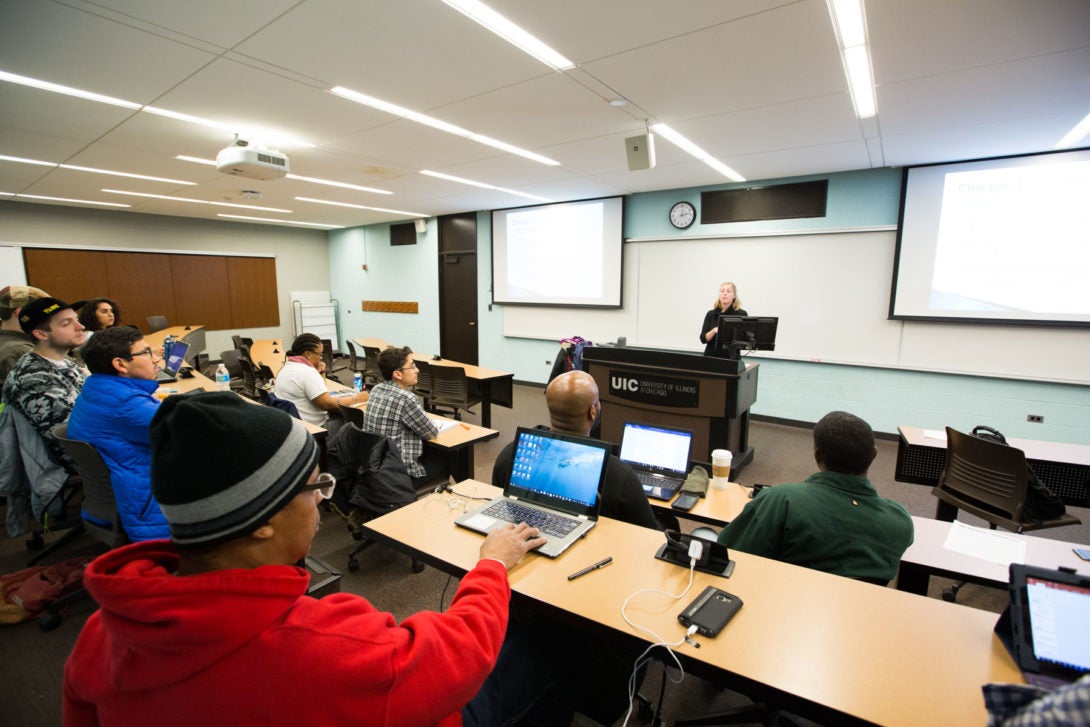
[581, 346, 758, 473]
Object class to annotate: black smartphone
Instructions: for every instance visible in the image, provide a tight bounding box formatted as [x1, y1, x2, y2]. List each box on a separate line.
[749, 483, 768, 499]
[1074, 548, 1090, 561]
[678, 585, 743, 637]
[672, 493, 699, 511]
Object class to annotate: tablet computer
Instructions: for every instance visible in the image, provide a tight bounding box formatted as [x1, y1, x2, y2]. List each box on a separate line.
[1007, 563, 1090, 688]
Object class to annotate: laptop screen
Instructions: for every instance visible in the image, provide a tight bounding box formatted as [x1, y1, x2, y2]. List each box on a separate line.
[619, 422, 693, 474]
[507, 428, 609, 511]
[163, 340, 189, 374]
[1009, 564, 1090, 683]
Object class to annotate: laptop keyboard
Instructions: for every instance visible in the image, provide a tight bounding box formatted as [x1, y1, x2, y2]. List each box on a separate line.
[483, 500, 580, 538]
[636, 471, 683, 489]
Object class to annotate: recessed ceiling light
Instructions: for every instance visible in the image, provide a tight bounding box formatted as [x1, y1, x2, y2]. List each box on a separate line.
[1055, 110, 1090, 149]
[175, 155, 394, 194]
[0, 70, 140, 109]
[0, 154, 195, 185]
[827, 0, 877, 119]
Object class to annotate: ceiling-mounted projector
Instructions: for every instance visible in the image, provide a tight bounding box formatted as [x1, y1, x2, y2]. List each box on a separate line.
[215, 139, 289, 180]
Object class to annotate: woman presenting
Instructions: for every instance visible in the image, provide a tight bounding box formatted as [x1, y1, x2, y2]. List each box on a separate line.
[700, 282, 747, 356]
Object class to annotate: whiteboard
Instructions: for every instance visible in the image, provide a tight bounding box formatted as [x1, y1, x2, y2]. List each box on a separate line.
[0, 245, 27, 286]
[503, 230, 1089, 384]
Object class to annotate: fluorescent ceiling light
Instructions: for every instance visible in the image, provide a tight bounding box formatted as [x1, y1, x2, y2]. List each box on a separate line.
[143, 107, 315, 149]
[0, 154, 55, 167]
[102, 189, 292, 213]
[439, 0, 574, 70]
[2, 154, 195, 184]
[1055, 111, 1090, 149]
[218, 214, 342, 229]
[826, 0, 877, 119]
[421, 169, 550, 202]
[6, 193, 131, 208]
[296, 196, 427, 218]
[0, 70, 140, 109]
[175, 155, 216, 166]
[650, 124, 745, 182]
[331, 86, 560, 166]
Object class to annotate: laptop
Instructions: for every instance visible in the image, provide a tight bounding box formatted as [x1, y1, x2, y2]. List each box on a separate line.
[155, 340, 190, 383]
[1005, 563, 1090, 688]
[618, 422, 694, 501]
[455, 427, 610, 558]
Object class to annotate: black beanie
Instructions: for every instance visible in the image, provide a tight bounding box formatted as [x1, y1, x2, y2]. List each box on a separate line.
[149, 392, 319, 548]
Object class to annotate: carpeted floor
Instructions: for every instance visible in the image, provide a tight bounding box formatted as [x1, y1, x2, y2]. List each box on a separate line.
[1, 384, 1086, 726]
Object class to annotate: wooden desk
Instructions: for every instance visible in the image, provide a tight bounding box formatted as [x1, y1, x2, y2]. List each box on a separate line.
[895, 425, 1090, 507]
[654, 483, 751, 528]
[896, 515, 1090, 596]
[249, 338, 286, 374]
[354, 337, 514, 428]
[361, 482, 1024, 727]
[346, 402, 498, 480]
[144, 325, 206, 362]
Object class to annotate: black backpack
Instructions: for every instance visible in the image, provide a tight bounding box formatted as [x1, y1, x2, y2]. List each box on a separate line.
[970, 425, 1066, 521]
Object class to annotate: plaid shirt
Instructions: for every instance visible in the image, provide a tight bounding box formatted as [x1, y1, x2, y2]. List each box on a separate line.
[984, 675, 1090, 726]
[362, 381, 437, 478]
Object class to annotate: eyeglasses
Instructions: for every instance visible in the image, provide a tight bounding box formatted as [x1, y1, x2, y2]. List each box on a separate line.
[399, 363, 418, 371]
[127, 348, 156, 360]
[300, 472, 336, 500]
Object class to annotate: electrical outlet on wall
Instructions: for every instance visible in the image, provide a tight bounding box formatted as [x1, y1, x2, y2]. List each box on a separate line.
[1027, 414, 1044, 423]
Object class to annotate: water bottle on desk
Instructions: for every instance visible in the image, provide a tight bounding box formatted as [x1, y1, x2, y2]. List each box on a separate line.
[162, 335, 175, 362]
[353, 372, 363, 393]
[215, 363, 230, 391]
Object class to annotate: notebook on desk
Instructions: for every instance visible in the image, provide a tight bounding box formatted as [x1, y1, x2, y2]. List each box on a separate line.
[455, 427, 610, 558]
[1005, 563, 1090, 688]
[618, 422, 694, 501]
[155, 341, 189, 384]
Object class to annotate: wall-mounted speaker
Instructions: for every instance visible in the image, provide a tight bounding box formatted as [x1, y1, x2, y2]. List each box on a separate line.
[625, 133, 656, 171]
[414, 218, 428, 234]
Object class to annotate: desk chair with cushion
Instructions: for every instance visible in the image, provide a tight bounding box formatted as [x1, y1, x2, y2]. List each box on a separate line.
[361, 345, 383, 387]
[344, 340, 368, 384]
[42, 424, 129, 631]
[325, 424, 424, 573]
[429, 365, 481, 421]
[145, 315, 168, 333]
[933, 427, 1081, 533]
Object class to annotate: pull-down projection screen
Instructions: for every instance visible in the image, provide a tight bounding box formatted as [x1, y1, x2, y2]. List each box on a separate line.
[891, 148, 1090, 327]
[492, 196, 623, 308]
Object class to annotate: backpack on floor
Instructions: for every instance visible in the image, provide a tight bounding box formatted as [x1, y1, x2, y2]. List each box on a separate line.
[0, 556, 91, 625]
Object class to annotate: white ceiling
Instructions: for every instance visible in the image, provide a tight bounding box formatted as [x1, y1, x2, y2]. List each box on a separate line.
[1, 0, 1088, 229]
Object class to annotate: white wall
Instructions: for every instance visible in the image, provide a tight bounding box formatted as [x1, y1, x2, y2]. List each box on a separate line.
[0, 202, 330, 358]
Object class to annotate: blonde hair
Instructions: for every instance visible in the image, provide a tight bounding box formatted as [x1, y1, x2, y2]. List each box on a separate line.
[712, 282, 742, 312]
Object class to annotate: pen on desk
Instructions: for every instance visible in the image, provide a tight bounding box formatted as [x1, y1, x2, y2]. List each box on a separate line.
[460, 423, 471, 430]
[567, 557, 613, 581]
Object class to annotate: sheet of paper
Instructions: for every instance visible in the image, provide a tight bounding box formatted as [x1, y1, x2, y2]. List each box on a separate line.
[429, 417, 459, 434]
[923, 429, 948, 441]
[942, 520, 1026, 566]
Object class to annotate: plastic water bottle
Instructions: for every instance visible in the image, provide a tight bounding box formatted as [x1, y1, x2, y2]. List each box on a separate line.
[353, 372, 363, 393]
[215, 363, 230, 391]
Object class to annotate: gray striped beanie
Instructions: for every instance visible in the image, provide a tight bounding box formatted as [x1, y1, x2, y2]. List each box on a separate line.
[150, 392, 319, 548]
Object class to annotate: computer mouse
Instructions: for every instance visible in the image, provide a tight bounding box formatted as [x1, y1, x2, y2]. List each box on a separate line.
[432, 354, 441, 360]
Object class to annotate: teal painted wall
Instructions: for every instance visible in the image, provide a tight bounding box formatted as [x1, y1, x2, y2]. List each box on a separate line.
[329, 168, 1089, 444]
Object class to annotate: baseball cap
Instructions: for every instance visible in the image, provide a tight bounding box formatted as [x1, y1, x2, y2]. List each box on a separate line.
[0, 285, 49, 317]
[17, 297, 86, 334]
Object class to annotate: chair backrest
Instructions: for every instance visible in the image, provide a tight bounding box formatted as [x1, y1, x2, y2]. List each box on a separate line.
[414, 358, 434, 396]
[52, 423, 127, 547]
[937, 427, 1029, 523]
[238, 357, 260, 399]
[362, 345, 383, 383]
[219, 349, 244, 380]
[231, 334, 244, 350]
[339, 401, 365, 428]
[320, 338, 336, 373]
[346, 340, 361, 370]
[431, 364, 469, 404]
[146, 315, 168, 333]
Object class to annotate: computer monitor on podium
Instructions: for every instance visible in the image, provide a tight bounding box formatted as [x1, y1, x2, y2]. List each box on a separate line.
[716, 316, 778, 361]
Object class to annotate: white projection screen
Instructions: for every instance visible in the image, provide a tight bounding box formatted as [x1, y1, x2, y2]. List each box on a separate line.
[891, 148, 1090, 327]
[492, 196, 624, 308]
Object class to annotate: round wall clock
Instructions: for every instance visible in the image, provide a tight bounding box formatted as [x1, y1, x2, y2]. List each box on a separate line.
[669, 201, 696, 229]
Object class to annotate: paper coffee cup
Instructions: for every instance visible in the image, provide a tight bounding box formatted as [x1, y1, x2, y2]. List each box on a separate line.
[711, 449, 733, 489]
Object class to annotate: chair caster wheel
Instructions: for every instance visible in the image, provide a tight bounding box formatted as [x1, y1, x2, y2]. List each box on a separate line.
[351, 529, 364, 541]
[39, 612, 62, 632]
[347, 559, 359, 572]
[26, 533, 44, 551]
[411, 560, 425, 574]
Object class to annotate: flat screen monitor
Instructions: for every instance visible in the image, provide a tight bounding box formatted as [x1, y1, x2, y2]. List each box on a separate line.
[716, 316, 778, 359]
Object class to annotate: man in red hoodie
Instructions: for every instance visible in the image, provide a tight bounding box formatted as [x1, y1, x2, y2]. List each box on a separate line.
[62, 392, 545, 727]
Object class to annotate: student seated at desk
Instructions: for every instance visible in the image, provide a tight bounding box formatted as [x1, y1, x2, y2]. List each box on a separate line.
[492, 370, 659, 530]
[274, 333, 364, 433]
[63, 393, 547, 726]
[717, 410, 914, 583]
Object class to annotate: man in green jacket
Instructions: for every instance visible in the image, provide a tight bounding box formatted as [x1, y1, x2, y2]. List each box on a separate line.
[718, 410, 913, 583]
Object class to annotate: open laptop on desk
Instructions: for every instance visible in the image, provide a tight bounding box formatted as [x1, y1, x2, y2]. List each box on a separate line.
[155, 340, 189, 384]
[618, 422, 694, 501]
[1005, 563, 1090, 688]
[455, 427, 610, 557]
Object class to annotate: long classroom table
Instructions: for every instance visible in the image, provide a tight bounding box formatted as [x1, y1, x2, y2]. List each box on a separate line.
[354, 337, 514, 428]
[362, 482, 1025, 727]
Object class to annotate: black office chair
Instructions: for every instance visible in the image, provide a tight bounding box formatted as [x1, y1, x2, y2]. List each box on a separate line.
[339, 401, 365, 429]
[413, 359, 434, 411]
[344, 340, 368, 383]
[320, 338, 346, 384]
[42, 424, 129, 631]
[429, 365, 481, 421]
[146, 315, 168, 333]
[237, 357, 264, 400]
[325, 424, 424, 573]
[361, 345, 383, 387]
[218, 349, 246, 392]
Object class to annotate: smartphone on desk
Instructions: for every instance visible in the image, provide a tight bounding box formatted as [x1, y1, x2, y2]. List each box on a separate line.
[672, 493, 699, 511]
[1074, 548, 1090, 561]
[678, 585, 743, 637]
[749, 484, 769, 499]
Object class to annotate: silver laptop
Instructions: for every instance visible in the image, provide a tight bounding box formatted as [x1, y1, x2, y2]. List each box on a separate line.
[455, 427, 610, 558]
[156, 340, 190, 383]
[618, 422, 694, 501]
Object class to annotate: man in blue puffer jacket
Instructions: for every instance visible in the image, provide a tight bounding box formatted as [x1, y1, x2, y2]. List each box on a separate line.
[68, 326, 169, 541]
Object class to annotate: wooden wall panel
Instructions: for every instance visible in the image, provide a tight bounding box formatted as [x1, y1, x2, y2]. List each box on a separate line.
[104, 252, 176, 332]
[24, 248, 108, 303]
[227, 257, 279, 328]
[170, 255, 233, 330]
